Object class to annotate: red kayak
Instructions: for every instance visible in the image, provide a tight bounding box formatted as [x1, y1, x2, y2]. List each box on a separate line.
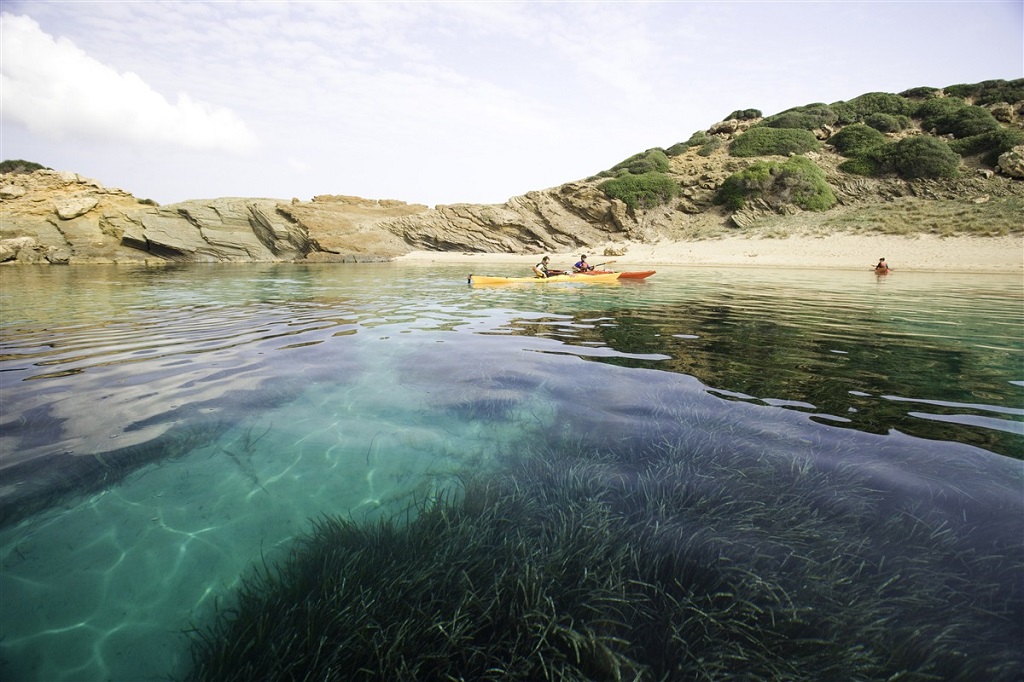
[581, 269, 656, 279]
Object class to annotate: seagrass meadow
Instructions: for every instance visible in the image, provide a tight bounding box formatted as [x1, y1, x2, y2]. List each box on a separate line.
[186, 439, 1021, 681]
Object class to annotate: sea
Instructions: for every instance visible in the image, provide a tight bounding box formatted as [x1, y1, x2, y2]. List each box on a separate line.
[0, 262, 1021, 680]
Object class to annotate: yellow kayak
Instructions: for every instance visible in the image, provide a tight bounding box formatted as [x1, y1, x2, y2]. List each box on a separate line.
[468, 272, 621, 285]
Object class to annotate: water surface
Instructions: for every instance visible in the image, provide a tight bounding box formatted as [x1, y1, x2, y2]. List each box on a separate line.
[1, 263, 1021, 680]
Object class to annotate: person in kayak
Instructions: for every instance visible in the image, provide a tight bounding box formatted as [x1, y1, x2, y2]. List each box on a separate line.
[874, 257, 891, 273]
[533, 256, 552, 278]
[573, 255, 594, 272]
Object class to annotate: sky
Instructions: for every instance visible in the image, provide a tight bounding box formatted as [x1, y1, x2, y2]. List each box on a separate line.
[1, 2, 1022, 207]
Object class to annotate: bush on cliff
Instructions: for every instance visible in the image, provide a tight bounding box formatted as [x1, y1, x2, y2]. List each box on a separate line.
[714, 156, 835, 212]
[916, 97, 969, 130]
[601, 149, 671, 177]
[666, 131, 708, 156]
[864, 112, 910, 133]
[0, 159, 47, 174]
[846, 92, 916, 118]
[949, 127, 1024, 166]
[932, 105, 1002, 138]
[600, 172, 679, 211]
[828, 124, 887, 157]
[945, 78, 1024, 105]
[725, 108, 762, 121]
[729, 127, 821, 157]
[883, 136, 961, 179]
[760, 103, 838, 131]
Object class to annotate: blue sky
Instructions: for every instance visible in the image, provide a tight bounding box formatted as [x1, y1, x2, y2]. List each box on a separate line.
[2, 1, 1021, 207]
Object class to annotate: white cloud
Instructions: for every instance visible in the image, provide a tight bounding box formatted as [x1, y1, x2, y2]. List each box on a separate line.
[0, 12, 257, 153]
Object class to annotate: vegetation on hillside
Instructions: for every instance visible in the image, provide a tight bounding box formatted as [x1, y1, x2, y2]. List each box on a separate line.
[599, 171, 679, 211]
[640, 77, 1024, 227]
[0, 159, 48, 174]
[714, 155, 836, 212]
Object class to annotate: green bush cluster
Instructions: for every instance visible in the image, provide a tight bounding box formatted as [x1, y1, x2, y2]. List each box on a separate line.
[599, 171, 679, 211]
[828, 123, 887, 157]
[935, 106, 1001, 138]
[697, 136, 724, 157]
[714, 155, 836, 212]
[944, 78, 1024, 105]
[666, 131, 708, 157]
[724, 108, 762, 121]
[949, 127, 1024, 166]
[729, 127, 821, 157]
[0, 159, 47, 174]
[915, 96, 967, 130]
[846, 92, 916, 117]
[599, 148, 670, 177]
[884, 136, 961, 179]
[838, 157, 881, 176]
[900, 86, 941, 100]
[833, 130, 961, 180]
[863, 112, 910, 133]
[761, 103, 837, 131]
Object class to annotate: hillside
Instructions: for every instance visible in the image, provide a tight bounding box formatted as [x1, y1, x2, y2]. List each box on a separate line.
[1, 79, 1022, 265]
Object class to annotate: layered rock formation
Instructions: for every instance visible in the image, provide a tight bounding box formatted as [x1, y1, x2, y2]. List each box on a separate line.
[0, 169, 642, 264]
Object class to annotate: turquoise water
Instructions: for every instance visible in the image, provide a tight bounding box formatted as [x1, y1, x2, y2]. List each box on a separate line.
[0, 263, 1021, 680]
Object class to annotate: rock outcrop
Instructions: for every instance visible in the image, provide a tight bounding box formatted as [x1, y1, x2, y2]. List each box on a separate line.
[0, 170, 643, 264]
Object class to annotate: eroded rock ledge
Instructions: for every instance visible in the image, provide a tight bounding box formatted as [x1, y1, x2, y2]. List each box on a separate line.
[0, 170, 635, 265]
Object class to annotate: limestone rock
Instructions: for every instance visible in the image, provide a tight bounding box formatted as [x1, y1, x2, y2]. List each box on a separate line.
[997, 145, 1024, 179]
[55, 196, 99, 220]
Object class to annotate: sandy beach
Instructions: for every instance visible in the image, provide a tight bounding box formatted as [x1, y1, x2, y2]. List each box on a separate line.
[397, 233, 1024, 274]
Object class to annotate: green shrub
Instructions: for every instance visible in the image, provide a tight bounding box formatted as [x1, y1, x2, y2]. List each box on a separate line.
[725, 108, 762, 121]
[916, 97, 968, 130]
[949, 127, 1024, 166]
[775, 155, 837, 211]
[945, 79, 1024, 105]
[900, 86, 941, 100]
[863, 112, 908, 133]
[827, 124, 887, 157]
[600, 171, 679, 211]
[0, 159, 47, 174]
[830, 102, 859, 125]
[846, 92, 915, 117]
[697, 137, 724, 156]
[761, 103, 837, 130]
[729, 127, 820, 157]
[838, 157, 881, 176]
[666, 131, 707, 156]
[884, 136, 961, 179]
[714, 156, 835, 212]
[933, 106, 1001, 138]
[607, 148, 671, 175]
[715, 162, 774, 210]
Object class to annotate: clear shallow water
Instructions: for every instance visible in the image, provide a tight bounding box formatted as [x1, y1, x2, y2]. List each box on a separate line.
[0, 263, 1021, 680]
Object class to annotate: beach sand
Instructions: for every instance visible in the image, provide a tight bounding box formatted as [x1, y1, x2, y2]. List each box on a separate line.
[396, 233, 1024, 274]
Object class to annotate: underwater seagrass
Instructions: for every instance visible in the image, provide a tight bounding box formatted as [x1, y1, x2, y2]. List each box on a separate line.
[186, 439, 1023, 681]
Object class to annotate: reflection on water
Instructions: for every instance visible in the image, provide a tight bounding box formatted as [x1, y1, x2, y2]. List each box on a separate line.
[0, 263, 1021, 681]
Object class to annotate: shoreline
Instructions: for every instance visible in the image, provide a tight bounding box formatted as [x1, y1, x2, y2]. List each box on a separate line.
[395, 233, 1024, 274]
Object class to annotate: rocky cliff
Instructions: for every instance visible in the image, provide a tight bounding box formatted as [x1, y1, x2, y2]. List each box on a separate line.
[3, 106, 1022, 265]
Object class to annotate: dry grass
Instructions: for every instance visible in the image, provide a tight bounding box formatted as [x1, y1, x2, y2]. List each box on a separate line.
[822, 196, 1024, 238]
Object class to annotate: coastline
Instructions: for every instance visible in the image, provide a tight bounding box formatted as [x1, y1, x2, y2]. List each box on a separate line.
[395, 233, 1024, 274]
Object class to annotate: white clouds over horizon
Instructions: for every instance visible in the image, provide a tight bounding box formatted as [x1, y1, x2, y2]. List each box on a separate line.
[0, 2, 1021, 207]
[0, 13, 258, 154]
